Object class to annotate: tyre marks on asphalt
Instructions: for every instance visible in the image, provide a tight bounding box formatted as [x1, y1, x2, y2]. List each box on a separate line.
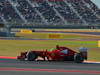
[0, 56, 100, 75]
[0, 68, 100, 74]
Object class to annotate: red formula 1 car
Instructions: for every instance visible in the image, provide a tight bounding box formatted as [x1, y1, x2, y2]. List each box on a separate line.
[17, 45, 87, 63]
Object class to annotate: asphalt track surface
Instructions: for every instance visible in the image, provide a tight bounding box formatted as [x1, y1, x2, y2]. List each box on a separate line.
[36, 31, 100, 35]
[1, 31, 100, 41]
[0, 58, 100, 75]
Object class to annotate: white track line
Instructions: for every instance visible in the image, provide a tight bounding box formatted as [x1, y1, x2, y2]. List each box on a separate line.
[84, 61, 100, 64]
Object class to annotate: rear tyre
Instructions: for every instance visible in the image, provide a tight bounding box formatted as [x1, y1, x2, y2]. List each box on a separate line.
[27, 51, 38, 61]
[74, 53, 84, 63]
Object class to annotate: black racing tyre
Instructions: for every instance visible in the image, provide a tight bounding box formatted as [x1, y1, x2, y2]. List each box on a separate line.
[27, 52, 38, 61]
[74, 53, 84, 63]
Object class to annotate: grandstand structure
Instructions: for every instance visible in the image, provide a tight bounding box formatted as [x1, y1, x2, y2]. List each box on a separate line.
[0, 0, 100, 29]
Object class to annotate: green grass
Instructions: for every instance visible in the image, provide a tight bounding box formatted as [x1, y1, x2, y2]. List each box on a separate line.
[0, 30, 100, 61]
[0, 40, 99, 61]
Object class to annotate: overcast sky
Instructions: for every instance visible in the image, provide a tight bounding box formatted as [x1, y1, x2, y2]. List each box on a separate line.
[92, 0, 100, 8]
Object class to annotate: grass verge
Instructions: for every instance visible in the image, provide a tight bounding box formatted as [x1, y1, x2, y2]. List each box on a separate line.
[0, 40, 99, 61]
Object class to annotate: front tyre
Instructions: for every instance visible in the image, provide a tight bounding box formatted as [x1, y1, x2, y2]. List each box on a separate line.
[27, 51, 38, 61]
